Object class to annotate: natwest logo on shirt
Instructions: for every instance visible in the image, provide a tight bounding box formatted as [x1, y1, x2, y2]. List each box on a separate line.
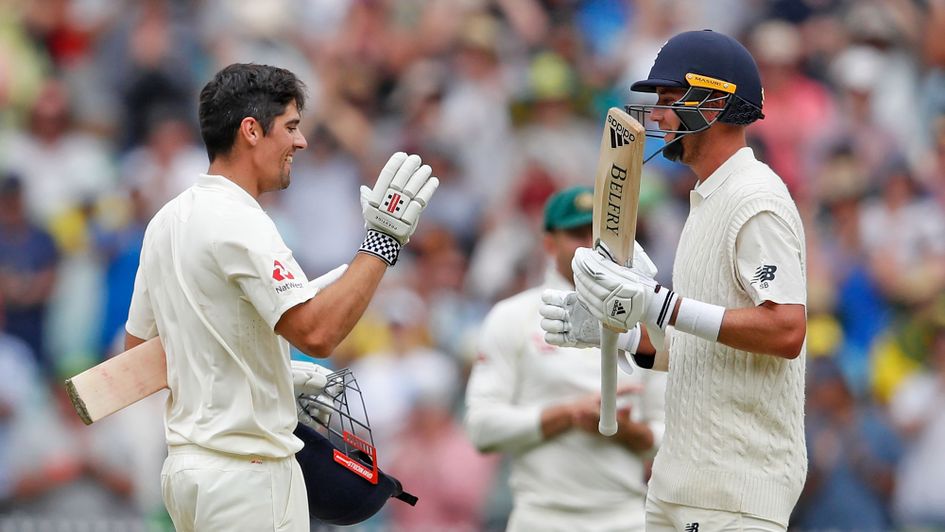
[272, 260, 295, 282]
[272, 259, 304, 293]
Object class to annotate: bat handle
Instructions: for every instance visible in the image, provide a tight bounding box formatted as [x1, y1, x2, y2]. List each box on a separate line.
[599, 324, 619, 436]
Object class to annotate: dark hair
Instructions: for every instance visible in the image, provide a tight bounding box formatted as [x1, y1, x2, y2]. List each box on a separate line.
[198, 63, 306, 162]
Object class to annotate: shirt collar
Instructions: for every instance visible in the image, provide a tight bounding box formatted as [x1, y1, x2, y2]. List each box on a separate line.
[196, 174, 263, 210]
[692, 147, 756, 200]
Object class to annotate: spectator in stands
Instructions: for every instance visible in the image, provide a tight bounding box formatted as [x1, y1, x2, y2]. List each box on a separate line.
[794, 357, 903, 530]
[889, 321, 945, 527]
[0, 174, 59, 377]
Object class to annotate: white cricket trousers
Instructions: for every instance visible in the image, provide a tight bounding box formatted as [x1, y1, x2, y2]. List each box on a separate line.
[161, 444, 309, 532]
[645, 493, 786, 532]
[506, 501, 645, 532]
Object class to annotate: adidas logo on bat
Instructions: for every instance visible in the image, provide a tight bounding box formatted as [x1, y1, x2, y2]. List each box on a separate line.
[608, 115, 635, 149]
[611, 300, 627, 317]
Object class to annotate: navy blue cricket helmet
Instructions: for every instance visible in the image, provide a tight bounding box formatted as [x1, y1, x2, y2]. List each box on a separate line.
[293, 368, 417, 526]
[294, 424, 417, 526]
[627, 30, 764, 162]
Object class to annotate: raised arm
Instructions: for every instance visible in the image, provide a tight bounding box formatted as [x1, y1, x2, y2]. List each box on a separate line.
[276, 152, 438, 357]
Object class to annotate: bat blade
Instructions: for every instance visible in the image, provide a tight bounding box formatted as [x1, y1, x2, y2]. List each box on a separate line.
[592, 108, 645, 267]
[65, 337, 168, 425]
[592, 108, 645, 436]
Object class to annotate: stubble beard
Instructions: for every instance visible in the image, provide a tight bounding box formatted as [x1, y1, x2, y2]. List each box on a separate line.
[279, 155, 293, 190]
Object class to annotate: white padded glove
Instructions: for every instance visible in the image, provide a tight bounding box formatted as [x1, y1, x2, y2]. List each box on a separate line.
[572, 246, 679, 333]
[539, 289, 643, 374]
[597, 240, 660, 278]
[540, 290, 601, 348]
[360, 152, 439, 245]
[291, 360, 338, 429]
[540, 289, 642, 349]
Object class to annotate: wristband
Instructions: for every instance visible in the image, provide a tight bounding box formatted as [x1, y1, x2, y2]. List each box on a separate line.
[358, 230, 401, 266]
[673, 298, 725, 342]
[616, 326, 642, 375]
[618, 326, 641, 354]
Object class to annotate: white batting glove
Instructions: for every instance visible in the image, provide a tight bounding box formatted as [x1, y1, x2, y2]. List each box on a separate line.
[598, 240, 660, 279]
[291, 360, 337, 430]
[358, 152, 439, 264]
[572, 247, 679, 333]
[540, 289, 604, 348]
[540, 288, 642, 349]
[297, 394, 337, 429]
[595, 242, 665, 351]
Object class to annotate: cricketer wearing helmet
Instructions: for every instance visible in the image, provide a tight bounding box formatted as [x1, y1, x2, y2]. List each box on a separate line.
[466, 187, 667, 532]
[540, 30, 807, 531]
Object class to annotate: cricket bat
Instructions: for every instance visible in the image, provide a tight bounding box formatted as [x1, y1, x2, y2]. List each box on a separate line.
[592, 108, 645, 436]
[65, 337, 168, 425]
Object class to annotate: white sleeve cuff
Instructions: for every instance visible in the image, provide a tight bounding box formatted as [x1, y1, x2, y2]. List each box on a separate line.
[464, 404, 544, 452]
[616, 326, 642, 375]
[618, 325, 642, 354]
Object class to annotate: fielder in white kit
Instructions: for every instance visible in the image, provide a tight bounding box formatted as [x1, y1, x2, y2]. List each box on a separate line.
[124, 63, 438, 531]
[465, 186, 666, 532]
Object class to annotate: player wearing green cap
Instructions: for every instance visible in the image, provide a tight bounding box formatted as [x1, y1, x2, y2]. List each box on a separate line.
[464, 186, 666, 531]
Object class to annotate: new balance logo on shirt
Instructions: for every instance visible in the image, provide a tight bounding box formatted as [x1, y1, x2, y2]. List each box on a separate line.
[684, 523, 699, 532]
[751, 264, 777, 289]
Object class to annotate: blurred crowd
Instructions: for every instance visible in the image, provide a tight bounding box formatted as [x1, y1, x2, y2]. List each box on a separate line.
[1, 0, 945, 530]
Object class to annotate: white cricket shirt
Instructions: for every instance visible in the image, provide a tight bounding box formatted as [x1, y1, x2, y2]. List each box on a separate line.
[126, 174, 317, 457]
[693, 156, 806, 307]
[465, 266, 666, 516]
[653, 148, 807, 526]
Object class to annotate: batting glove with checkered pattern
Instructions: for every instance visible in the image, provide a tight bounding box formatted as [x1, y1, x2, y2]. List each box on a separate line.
[360, 152, 439, 245]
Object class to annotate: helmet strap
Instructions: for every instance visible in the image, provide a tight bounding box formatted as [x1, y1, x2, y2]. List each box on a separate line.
[641, 130, 688, 164]
[662, 133, 686, 162]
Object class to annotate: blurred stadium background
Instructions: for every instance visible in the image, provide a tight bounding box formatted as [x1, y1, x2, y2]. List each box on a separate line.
[1, 0, 944, 530]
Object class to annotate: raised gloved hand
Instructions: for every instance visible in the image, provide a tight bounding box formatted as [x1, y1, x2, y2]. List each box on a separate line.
[540, 288, 642, 351]
[291, 360, 339, 430]
[572, 247, 678, 333]
[359, 152, 439, 265]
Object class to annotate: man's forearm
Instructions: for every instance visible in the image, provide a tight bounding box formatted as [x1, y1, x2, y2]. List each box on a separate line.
[276, 253, 387, 357]
[124, 331, 147, 351]
[615, 419, 654, 453]
[686, 300, 806, 359]
[540, 403, 575, 439]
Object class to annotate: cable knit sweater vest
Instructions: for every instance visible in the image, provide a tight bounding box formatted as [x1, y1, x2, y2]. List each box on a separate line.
[649, 155, 807, 525]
